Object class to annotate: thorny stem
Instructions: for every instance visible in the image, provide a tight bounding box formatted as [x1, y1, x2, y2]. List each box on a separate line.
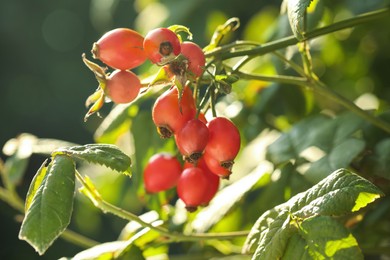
[75, 170, 249, 242]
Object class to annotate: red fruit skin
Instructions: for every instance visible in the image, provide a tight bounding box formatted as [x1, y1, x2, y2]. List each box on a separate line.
[152, 86, 196, 137]
[106, 70, 141, 104]
[205, 117, 241, 162]
[184, 158, 220, 205]
[143, 28, 181, 64]
[177, 167, 209, 209]
[203, 151, 232, 178]
[180, 41, 206, 77]
[175, 119, 209, 160]
[143, 153, 182, 193]
[93, 28, 147, 70]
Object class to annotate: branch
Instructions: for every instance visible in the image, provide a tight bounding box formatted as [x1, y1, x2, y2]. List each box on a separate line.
[206, 8, 390, 59]
[75, 170, 249, 242]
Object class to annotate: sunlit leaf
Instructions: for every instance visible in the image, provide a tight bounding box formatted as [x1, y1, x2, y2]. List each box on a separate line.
[19, 155, 76, 255]
[243, 169, 383, 258]
[296, 216, 363, 259]
[54, 144, 131, 175]
[24, 159, 49, 212]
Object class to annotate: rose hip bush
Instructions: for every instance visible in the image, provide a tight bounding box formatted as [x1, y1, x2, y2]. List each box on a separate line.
[1, 1, 390, 259]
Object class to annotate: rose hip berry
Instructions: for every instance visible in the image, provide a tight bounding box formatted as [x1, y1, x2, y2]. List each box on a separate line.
[204, 117, 241, 178]
[143, 28, 181, 64]
[143, 153, 182, 193]
[175, 118, 209, 163]
[177, 167, 209, 212]
[105, 70, 141, 104]
[92, 28, 147, 70]
[180, 41, 206, 78]
[152, 86, 196, 138]
[184, 158, 220, 206]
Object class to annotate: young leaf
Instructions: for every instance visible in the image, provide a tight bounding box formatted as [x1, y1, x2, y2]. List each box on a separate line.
[19, 155, 76, 255]
[243, 168, 383, 258]
[53, 144, 131, 175]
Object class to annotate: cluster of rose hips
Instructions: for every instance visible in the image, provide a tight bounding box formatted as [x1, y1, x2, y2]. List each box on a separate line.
[84, 26, 241, 211]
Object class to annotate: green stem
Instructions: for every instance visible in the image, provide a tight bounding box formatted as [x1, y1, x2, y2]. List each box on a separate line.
[309, 79, 390, 133]
[0, 187, 25, 212]
[272, 51, 306, 77]
[230, 70, 308, 86]
[207, 7, 390, 59]
[60, 229, 99, 248]
[75, 170, 249, 242]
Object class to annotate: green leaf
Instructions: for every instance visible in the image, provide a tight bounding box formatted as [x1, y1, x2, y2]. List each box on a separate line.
[290, 169, 383, 218]
[54, 144, 131, 175]
[243, 169, 383, 258]
[361, 138, 390, 180]
[252, 210, 297, 260]
[267, 112, 365, 182]
[282, 233, 312, 260]
[24, 159, 49, 212]
[19, 155, 76, 255]
[304, 138, 365, 183]
[297, 216, 363, 259]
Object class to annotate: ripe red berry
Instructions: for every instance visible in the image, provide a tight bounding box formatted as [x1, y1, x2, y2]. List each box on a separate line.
[184, 158, 220, 206]
[143, 153, 182, 193]
[152, 86, 196, 138]
[92, 28, 147, 70]
[177, 167, 209, 212]
[175, 119, 209, 163]
[203, 152, 231, 178]
[143, 28, 181, 64]
[180, 41, 206, 78]
[204, 117, 241, 178]
[105, 70, 141, 104]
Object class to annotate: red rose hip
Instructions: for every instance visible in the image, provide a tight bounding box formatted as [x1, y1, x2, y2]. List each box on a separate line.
[143, 28, 181, 64]
[175, 118, 209, 163]
[180, 41, 206, 78]
[92, 28, 147, 70]
[152, 86, 196, 138]
[106, 70, 141, 104]
[143, 153, 182, 193]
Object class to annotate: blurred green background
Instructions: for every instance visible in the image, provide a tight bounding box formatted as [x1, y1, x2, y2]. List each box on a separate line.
[1, 0, 389, 259]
